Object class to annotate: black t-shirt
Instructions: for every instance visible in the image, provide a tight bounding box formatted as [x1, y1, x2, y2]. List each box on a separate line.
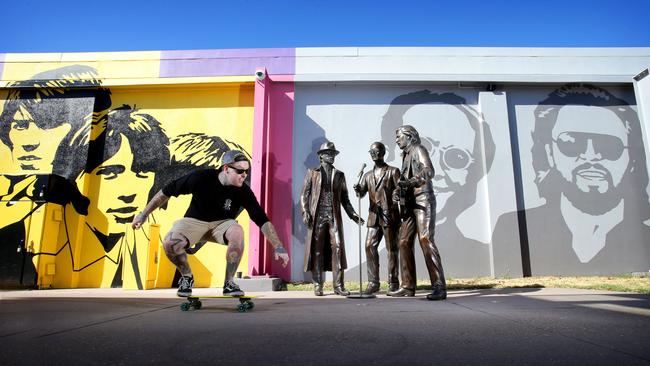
[162, 169, 269, 227]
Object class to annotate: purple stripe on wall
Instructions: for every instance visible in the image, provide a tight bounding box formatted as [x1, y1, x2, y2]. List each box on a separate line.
[0, 53, 5, 80]
[160, 48, 295, 78]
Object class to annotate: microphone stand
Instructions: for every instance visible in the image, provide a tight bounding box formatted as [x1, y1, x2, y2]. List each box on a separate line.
[348, 163, 375, 299]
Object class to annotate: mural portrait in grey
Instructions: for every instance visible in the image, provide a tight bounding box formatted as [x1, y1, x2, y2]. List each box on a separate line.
[381, 90, 495, 277]
[493, 83, 650, 275]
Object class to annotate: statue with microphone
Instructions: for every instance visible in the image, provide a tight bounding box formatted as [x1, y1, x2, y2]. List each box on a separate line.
[353, 142, 402, 294]
[300, 141, 365, 296]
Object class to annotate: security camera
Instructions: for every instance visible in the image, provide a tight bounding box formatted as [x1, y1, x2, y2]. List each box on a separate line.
[255, 69, 266, 80]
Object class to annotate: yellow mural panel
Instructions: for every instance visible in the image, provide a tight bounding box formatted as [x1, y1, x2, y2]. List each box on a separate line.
[0, 70, 98, 289]
[61, 86, 254, 289]
[99, 85, 255, 289]
[1, 52, 160, 83]
[0, 63, 255, 291]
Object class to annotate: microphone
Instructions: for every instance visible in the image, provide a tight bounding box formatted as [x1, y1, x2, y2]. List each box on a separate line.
[357, 163, 366, 178]
[356, 163, 366, 187]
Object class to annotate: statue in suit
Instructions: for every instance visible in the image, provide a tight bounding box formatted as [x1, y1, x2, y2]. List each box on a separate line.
[301, 141, 364, 296]
[354, 142, 401, 294]
[388, 125, 447, 300]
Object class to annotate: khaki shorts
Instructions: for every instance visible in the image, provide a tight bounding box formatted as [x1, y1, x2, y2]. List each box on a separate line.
[168, 217, 237, 246]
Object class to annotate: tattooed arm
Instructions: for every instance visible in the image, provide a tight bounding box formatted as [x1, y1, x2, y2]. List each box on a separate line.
[131, 190, 170, 229]
[260, 222, 290, 267]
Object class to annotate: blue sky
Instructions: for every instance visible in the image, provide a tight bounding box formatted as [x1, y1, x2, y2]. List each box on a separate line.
[3, 0, 650, 52]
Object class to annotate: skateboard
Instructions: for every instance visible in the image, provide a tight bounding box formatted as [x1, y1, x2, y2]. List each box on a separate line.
[180, 295, 257, 312]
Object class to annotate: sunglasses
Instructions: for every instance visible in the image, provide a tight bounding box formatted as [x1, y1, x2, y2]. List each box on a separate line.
[227, 165, 249, 175]
[440, 147, 473, 170]
[423, 138, 474, 170]
[553, 132, 628, 161]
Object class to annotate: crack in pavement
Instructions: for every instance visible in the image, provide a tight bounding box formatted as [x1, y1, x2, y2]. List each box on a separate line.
[33, 304, 178, 339]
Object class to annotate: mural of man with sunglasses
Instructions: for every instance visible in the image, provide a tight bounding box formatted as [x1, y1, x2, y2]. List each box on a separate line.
[381, 90, 495, 278]
[132, 149, 290, 297]
[493, 83, 650, 275]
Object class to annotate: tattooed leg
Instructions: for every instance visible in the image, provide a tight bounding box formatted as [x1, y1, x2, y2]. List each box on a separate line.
[163, 231, 192, 277]
[224, 224, 245, 282]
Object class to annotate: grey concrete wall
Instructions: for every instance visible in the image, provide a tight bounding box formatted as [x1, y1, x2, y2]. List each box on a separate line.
[292, 81, 650, 281]
[292, 84, 518, 281]
[294, 47, 650, 83]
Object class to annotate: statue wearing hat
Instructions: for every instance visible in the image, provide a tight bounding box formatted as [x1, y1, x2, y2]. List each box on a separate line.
[300, 141, 365, 296]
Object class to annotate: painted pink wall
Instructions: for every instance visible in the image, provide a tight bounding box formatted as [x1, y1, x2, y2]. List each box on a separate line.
[249, 72, 294, 281]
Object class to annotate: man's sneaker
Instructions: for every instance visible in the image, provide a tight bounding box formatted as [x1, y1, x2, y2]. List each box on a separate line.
[177, 275, 194, 297]
[223, 280, 245, 297]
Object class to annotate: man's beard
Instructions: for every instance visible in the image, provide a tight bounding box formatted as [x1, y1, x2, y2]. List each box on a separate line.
[556, 163, 624, 216]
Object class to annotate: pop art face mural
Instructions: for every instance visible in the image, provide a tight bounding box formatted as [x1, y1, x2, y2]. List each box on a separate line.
[0, 65, 108, 179]
[492, 83, 650, 276]
[84, 107, 169, 226]
[7, 105, 72, 172]
[548, 106, 630, 213]
[55, 107, 171, 289]
[0, 65, 255, 289]
[0, 66, 104, 288]
[380, 90, 495, 277]
[294, 83, 648, 280]
[402, 104, 479, 217]
[89, 137, 155, 225]
[293, 87, 495, 279]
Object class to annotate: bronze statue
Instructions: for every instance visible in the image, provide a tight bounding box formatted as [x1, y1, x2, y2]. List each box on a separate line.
[301, 141, 365, 296]
[388, 125, 447, 300]
[353, 142, 401, 294]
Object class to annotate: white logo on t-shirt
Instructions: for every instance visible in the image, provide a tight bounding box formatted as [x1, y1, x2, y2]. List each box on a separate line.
[223, 199, 232, 211]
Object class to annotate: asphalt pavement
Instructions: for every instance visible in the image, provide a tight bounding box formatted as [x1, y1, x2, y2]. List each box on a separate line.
[1, 287, 649, 365]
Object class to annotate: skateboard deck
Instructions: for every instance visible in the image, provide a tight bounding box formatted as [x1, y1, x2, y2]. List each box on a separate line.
[180, 295, 257, 312]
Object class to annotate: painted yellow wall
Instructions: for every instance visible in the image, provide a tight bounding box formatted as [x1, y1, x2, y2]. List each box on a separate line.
[0, 51, 161, 86]
[0, 60, 256, 290]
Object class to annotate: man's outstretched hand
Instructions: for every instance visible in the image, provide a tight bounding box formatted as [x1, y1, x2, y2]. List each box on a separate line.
[131, 212, 147, 229]
[261, 222, 290, 268]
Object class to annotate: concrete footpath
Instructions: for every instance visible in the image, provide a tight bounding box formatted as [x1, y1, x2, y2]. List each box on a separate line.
[1, 287, 649, 365]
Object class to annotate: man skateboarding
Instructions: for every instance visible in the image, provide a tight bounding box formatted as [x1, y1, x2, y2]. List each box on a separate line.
[132, 150, 289, 297]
